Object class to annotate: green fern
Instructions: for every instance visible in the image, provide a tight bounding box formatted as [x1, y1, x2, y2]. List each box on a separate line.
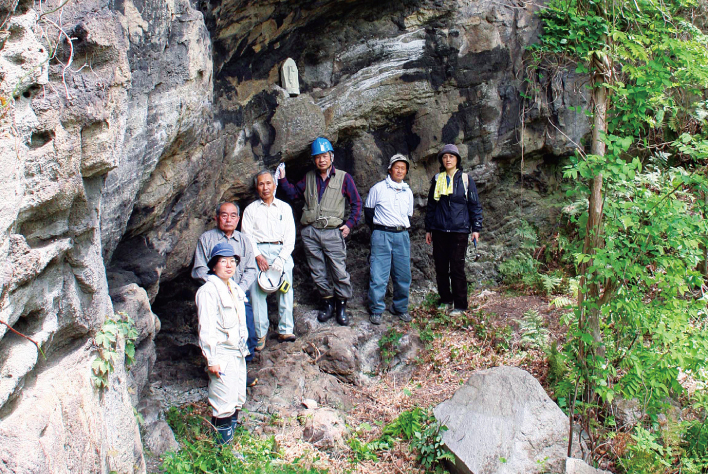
[550, 295, 574, 308]
[518, 309, 549, 350]
[538, 273, 562, 295]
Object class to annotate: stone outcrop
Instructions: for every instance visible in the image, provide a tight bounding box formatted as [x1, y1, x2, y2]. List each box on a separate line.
[300, 407, 348, 450]
[1, 0, 209, 471]
[434, 366, 580, 474]
[565, 458, 612, 474]
[0, 0, 591, 470]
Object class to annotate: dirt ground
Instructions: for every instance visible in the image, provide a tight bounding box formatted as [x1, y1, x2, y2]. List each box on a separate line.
[152, 288, 570, 473]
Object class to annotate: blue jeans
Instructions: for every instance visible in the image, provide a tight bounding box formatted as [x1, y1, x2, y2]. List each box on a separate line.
[368, 230, 411, 315]
[250, 243, 294, 337]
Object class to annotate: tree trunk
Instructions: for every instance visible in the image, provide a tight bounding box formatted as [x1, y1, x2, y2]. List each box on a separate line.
[578, 52, 609, 400]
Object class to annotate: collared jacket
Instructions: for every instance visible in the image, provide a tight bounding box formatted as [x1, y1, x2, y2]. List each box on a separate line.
[425, 170, 483, 234]
[196, 275, 250, 368]
[191, 229, 257, 291]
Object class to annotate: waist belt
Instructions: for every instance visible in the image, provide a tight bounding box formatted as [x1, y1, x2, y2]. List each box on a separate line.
[259, 241, 283, 245]
[373, 224, 408, 233]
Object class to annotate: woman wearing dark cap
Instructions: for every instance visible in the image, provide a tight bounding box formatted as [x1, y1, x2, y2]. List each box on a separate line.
[195, 241, 250, 445]
[424, 144, 483, 317]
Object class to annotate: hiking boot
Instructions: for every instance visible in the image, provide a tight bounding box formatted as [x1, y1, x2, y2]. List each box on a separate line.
[255, 336, 266, 352]
[278, 333, 297, 342]
[388, 305, 411, 323]
[450, 308, 466, 317]
[317, 298, 335, 322]
[437, 302, 453, 312]
[246, 376, 258, 387]
[230, 411, 240, 432]
[369, 313, 382, 325]
[335, 299, 349, 326]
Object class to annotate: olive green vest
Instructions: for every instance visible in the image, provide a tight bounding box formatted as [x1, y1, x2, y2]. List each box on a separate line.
[301, 169, 346, 228]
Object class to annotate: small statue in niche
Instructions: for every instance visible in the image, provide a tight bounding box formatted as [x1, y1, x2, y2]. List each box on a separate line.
[281, 58, 300, 96]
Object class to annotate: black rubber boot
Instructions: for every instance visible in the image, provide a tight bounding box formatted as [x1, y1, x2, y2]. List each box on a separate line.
[317, 297, 335, 322]
[211, 415, 234, 445]
[230, 410, 239, 432]
[335, 299, 349, 326]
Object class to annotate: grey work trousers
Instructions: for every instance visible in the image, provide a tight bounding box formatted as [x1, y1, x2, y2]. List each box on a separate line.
[301, 225, 352, 300]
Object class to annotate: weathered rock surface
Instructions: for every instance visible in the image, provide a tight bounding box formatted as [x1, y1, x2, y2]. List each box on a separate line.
[434, 366, 578, 474]
[565, 458, 612, 474]
[110, 283, 160, 405]
[142, 420, 179, 456]
[300, 407, 348, 450]
[0, 342, 145, 473]
[0, 0, 592, 469]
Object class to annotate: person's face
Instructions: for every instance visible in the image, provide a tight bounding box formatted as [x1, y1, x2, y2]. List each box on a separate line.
[313, 152, 332, 172]
[213, 256, 237, 281]
[256, 174, 275, 201]
[388, 161, 408, 183]
[441, 153, 458, 172]
[216, 203, 239, 233]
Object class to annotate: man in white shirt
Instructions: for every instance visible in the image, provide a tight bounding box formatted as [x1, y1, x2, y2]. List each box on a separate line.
[241, 170, 297, 349]
[364, 154, 414, 325]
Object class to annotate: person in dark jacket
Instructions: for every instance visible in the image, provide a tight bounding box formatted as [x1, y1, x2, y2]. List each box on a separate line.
[424, 144, 483, 316]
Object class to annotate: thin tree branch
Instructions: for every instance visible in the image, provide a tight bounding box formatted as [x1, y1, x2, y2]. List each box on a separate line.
[0, 319, 46, 359]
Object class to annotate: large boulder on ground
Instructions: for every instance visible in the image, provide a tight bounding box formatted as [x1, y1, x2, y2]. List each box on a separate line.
[565, 458, 612, 474]
[434, 366, 576, 474]
[300, 408, 348, 450]
[142, 420, 179, 456]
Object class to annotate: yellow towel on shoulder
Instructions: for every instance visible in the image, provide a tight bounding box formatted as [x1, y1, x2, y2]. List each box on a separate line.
[433, 173, 454, 201]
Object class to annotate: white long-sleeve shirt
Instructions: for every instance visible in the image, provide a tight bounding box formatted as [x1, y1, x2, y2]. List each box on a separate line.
[240, 198, 296, 261]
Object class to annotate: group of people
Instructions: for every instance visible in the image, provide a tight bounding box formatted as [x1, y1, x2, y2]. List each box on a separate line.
[192, 138, 483, 444]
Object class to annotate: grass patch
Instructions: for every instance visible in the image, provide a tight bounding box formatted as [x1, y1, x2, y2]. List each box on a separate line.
[162, 406, 327, 474]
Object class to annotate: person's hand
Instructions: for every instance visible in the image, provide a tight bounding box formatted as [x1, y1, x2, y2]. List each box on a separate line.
[425, 232, 432, 245]
[207, 365, 222, 378]
[271, 257, 284, 273]
[256, 255, 269, 272]
[471, 232, 480, 243]
[275, 163, 286, 180]
[339, 224, 351, 238]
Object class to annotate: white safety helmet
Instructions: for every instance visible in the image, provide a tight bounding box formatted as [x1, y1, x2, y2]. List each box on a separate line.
[257, 267, 285, 294]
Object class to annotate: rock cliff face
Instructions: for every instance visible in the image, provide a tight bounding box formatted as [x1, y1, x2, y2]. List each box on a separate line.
[0, 0, 588, 471]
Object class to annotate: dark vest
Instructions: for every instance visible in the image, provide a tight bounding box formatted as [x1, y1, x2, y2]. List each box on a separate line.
[301, 170, 346, 229]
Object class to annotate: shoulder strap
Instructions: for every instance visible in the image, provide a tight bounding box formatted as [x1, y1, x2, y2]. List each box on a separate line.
[462, 173, 469, 200]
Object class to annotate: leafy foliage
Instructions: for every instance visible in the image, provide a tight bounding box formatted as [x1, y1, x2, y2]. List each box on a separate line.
[91, 312, 138, 389]
[162, 407, 327, 474]
[529, 0, 708, 470]
[378, 328, 404, 369]
[499, 221, 566, 295]
[517, 310, 550, 350]
[357, 407, 453, 472]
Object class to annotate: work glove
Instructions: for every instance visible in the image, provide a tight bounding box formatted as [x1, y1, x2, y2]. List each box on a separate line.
[271, 257, 284, 274]
[274, 163, 286, 186]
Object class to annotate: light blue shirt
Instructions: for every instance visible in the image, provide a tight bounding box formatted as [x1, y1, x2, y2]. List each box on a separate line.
[365, 176, 414, 228]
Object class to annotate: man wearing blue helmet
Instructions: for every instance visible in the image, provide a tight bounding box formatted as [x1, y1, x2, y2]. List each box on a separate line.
[278, 137, 362, 326]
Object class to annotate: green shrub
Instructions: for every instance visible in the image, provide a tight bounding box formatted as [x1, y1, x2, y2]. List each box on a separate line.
[91, 312, 138, 389]
[378, 328, 404, 368]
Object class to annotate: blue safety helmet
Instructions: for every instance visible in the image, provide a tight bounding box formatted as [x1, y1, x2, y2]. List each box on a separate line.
[311, 137, 334, 156]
